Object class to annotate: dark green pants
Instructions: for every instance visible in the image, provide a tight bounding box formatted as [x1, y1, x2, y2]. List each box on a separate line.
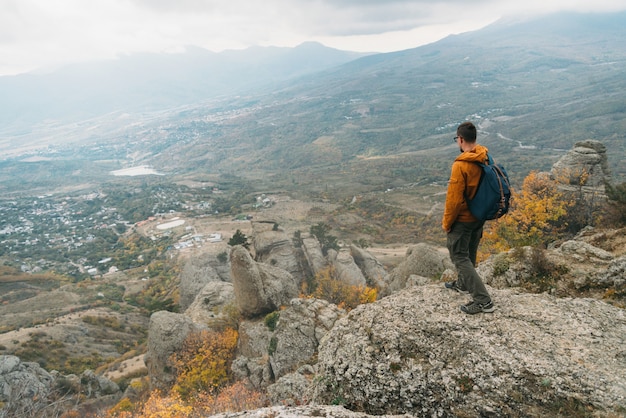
[446, 221, 492, 305]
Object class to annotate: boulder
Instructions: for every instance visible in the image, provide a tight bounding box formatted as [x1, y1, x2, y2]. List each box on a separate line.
[383, 243, 454, 295]
[253, 230, 304, 283]
[269, 298, 345, 380]
[0, 355, 53, 415]
[301, 237, 327, 276]
[184, 281, 235, 326]
[350, 245, 389, 289]
[232, 298, 345, 389]
[327, 249, 367, 287]
[144, 311, 205, 390]
[314, 284, 626, 416]
[551, 139, 611, 188]
[232, 319, 275, 389]
[179, 253, 226, 311]
[230, 246, 299, 318]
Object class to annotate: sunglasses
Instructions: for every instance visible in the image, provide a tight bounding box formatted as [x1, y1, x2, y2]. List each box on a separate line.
[453, 136, 460, 142]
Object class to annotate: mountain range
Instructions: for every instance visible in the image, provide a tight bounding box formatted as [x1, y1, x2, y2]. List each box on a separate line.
[1, 11, 625, 196]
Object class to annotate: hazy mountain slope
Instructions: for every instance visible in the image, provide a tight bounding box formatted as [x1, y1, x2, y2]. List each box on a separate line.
[152, 11, 625, 187]
[0, 42, 368, 132]
[1, 12, 625, 198]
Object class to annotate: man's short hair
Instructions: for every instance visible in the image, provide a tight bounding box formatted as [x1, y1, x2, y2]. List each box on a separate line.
[457, 122, 477, 142]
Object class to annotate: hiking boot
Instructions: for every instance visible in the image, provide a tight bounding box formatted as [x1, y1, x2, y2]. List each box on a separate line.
[444, 281, 469, 294]
[460, 300, 495, 314]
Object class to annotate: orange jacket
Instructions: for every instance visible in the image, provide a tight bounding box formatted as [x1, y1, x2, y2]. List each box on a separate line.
[442, 144, 489, 231]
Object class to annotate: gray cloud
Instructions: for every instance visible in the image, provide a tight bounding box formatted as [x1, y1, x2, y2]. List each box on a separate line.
[0, 0, 625, 75]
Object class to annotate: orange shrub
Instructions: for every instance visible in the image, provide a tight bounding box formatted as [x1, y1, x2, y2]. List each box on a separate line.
[170, 328, 238, 400]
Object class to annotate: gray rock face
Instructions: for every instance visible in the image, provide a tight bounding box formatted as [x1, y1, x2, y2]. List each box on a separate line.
[230, 245, 299, 318]
[269, 298, 345, 380]
[551, 139, 611, 187]
[0, 356, 120, 417]
[328, 249, 367, 287]
[184, 281, 235, 325]
[253, 230, 304, 283]
[179, 253, 227, 311]
[383, 243, 454, 295]
[350, 245, 389, 289]
[0, 355, 53, 414]
[144, 311, 205, 390]
[301, 237, 327, 276]
[478, 228, 625, 295]
[314, 285, 626, 416]
[232, 319, 275, 389]
[233, 298, 345, 389]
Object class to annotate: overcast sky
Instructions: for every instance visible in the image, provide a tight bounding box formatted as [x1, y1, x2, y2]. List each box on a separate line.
[1, 0, 625, 76]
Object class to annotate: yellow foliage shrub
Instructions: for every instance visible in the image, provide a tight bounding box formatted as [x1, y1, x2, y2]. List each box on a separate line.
[302, 266, 378, 311]
[170, 328, 238, 400]
[194, 380, 267, 415]
[480, 171, 573, 258]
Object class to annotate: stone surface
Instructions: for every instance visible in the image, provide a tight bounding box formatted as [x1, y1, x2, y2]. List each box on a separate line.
[328, 248, 367, 287]
[551, 139, 611, 187]
[184, 280, 235, 326]
[179, 253, 226, 311]
[350, 244, 389, 289]
[383, 242, 454, 295]
[313, 284, 626, 417]
[230, 245, 299, 318]
[253, 230, 304, 283]
[144, 311, 205, 390]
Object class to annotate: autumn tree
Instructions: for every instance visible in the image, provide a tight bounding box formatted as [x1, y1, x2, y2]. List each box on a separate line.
[302, 266, 377, 311]
[481, 171, 571, 256]
[170, 328, 239, 400]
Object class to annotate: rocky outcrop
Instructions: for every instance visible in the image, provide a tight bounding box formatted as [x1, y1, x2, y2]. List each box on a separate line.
[179, 254, 229, 311]
[478, 226, 626, 297]
[233, 298, 345, 390]
[0, 355, 120, 417]
[230, 245, 299, 318]
[350, 244, 389, 289]
[0, 355, 54, 416]
[383, 242, 454, 295]
[144, 311, 205, 390]
[313, 284, 626, 417]
[328, 249, 367, 287]
[551, 139, 611, 188]
[207, 405, 411, 418]
[301, 237, 328, 276]
[253, 230, 304, 283]
[184, 281, 235, 325]
[269, 298, 344, 380]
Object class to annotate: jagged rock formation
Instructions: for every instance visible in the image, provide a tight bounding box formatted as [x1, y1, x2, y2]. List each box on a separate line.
[0, 355, 120, 417]
[253, 229, 305, 283]
[551, 139, 611, 188]
[144, 311, 205, 390]
[350, 244, 389, 289]
[208, 405, 411, 417]
[184, 281, 235, 325]
[478, 226, 626, 297]
[179, 253, 230, 311]
[383, 242, 454, 295]
[301, 237, 328, 276]
[232, 298, 344, 390]
[327, 248, 367, 287]
[313, 284, 626, 417]
[230, 245, 299, 318]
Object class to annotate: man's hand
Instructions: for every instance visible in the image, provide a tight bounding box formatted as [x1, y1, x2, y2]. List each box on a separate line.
[442, 225, 451, 233]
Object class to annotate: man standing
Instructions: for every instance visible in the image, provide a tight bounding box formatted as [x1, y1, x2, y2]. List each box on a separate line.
[442, 121, 495, 314]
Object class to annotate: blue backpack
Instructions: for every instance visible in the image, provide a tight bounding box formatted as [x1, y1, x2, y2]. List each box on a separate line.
[466, 154, 511, 221]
